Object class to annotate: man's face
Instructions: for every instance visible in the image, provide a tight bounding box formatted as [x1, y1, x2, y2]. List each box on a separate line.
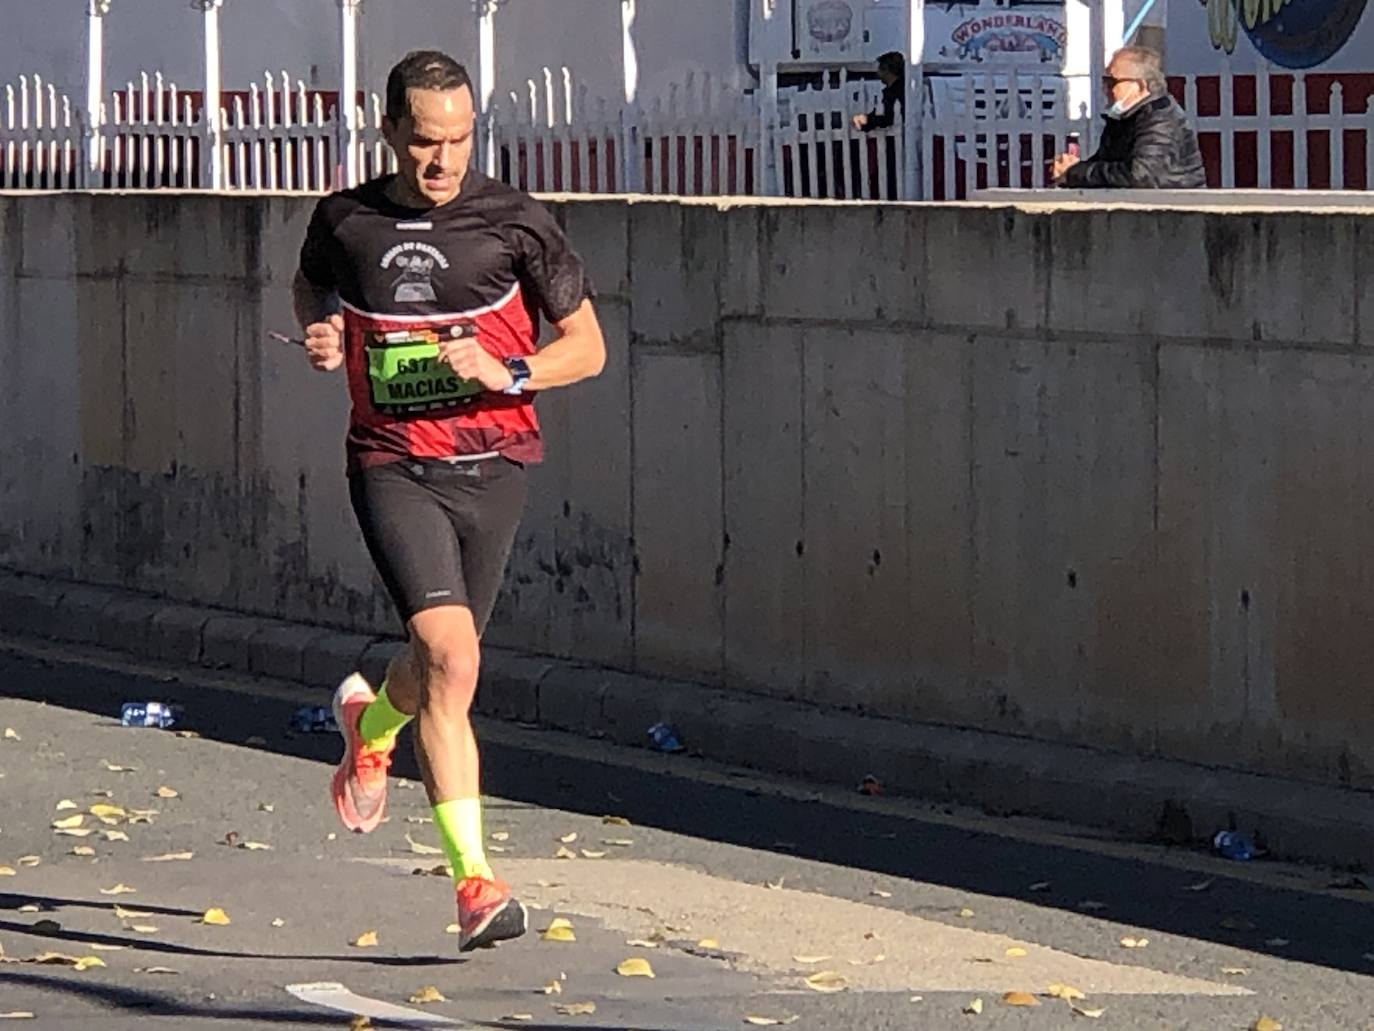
[1103, 58, 1149, 111]
[383, 86, 475, 207]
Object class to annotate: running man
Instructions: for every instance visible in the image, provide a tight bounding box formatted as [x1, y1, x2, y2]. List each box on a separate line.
[291, 50, 605, 951]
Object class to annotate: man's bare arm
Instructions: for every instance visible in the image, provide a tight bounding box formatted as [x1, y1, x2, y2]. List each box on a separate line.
[293, 269, 340, 332]
[523, 300, 606, 391]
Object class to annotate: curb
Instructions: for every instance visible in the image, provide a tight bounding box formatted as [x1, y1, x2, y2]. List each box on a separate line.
[2, 569, 1371, 869]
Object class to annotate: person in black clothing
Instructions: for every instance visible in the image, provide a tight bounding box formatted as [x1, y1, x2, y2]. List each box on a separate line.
[852, 51, 904, 132]
[1051, 46, 1206, 189]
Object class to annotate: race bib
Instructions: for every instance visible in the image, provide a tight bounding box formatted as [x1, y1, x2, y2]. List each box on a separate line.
[364, 323, 483, 415]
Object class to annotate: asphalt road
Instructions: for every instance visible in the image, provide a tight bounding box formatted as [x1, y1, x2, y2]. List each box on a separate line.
[0, 637, 1371, 1030]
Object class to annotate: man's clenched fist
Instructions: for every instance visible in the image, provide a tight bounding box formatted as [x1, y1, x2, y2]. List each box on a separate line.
[305, 313, 345, 372]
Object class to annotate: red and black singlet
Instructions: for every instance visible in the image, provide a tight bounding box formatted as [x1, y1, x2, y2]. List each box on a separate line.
[298, 172, 594, 471]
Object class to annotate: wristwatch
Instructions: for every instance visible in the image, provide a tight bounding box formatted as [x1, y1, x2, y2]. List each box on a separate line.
[502, 357, 532, 395]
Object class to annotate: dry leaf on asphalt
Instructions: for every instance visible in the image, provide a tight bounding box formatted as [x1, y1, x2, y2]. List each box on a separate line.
[17, 857, 40, 868]
[1005, 947, 1028, 958]
[603, 838, 634, 847]
[625, 938, 659, 949]
[1221, 966, 1249, 976]
[70, 846, 95, 857]
[88, 944, 124, 952]
[1028, 881, 1051, 892]
[444, 923, 460, 935]
[198, 908, 231, 926]
[352, 930, 378, 947]
[51, 815, 85, 830]
[542, 918, 576, 943]
[90, 790, 113, 798]
[558, 832, 578, 844]
[101, 761, 136, 773]
[697, 938, 721, 950]
[803, 971, 848, 993]
[870, 890, 892, 899]
[765, 877, 785, 890]
[29, 953, 106, 972]
[579, 850, 606, 859]
[490, 832, 509, 842]
[113, 905, 152, 919]
[0, 868, 15, 877]
[350, 1017, 372, 1031]
[54, 829, 94, 838]
[744, 1017, 799, 1026]
[793, 954, 831, 964]
[271, 918, 285, 927]
[552, 1002, 596, 1016]
[501, 1014, 534, 1022]
[89, 805, 126, 821]
[541, 980, 562, 995]
[1120, 937, 1149, 949]
[555, 846, 577, 860]
[142, 852, 194, 863]
[1251, 1019, 1283, 1031]
[238, 842, 272, 851]
[135, 967, 178, 974]
[615, 957, 655, 978]
[963, 998, 984, 1015]
[958, 908, 975, 918]
[405, 834, 442, 856]
[3, 729, 20, 741]
[1002, 992, 1039, 1007]
[154, 787, 178, 799]
[130, 926, 159, 934]
[409, 986, 446, 1004]
[103, 831, 129, 843]
[1047, 983, 1087, 1001]
[257, 803, 274, 812]
[176, 730, 199, 739]
[0, 1012, 34, 1019]
[98, 884, 135, 895]
[602, 816, 631, 826]
[1185, 878, 1215, 892]
[54, 800, 77, 812]
[1071, 1005, 1106, 1019]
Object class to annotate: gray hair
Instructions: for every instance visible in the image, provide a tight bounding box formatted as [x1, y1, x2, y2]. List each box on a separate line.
[1113, 46, 1166, 94]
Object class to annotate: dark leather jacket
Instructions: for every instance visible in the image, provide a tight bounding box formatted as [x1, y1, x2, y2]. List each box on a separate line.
[1062, 93, 1206, 189]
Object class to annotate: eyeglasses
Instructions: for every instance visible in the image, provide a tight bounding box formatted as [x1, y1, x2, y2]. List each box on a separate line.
[1101, 75, 1142, 89]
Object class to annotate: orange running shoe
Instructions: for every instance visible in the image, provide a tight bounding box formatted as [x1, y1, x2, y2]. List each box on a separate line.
[329, 674, 393, 833]
[456, 876, 528, 952]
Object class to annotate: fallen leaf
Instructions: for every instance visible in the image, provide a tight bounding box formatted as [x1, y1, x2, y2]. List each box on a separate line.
[135, 966, 178, 974]
[52, 814, 85, 830]
[555, 846, 577, 860]
[16, 857, 40, 868]
[176, 730, 200, 739]
[697, 938, 721, 950]
[89, 805, 126, 821]
[626, 938, 659, 948]
[129, 925, 159, 934]
[154, 786, 178, 799]
[542, 918, 576, 943]
[17, 906, 39, 914]
[0, 1012, 34, 1019]
[326, 833, 336, 841]
[3, 729, 19, 741]
[1221, 966, 1249, 976]
[1185, 878, 1215, 892]
[1251, 1019, 1282, 1031]
[198, 908, 231, 926]
[350, 1018, 372, 1031]
[1003, 991, 1040, 1007]
[89, 790, 113, 798]
[271, 918, 285, 927]
[28, 952, 105, 972]
[558, 832, 578, 844]
[603, 838, 634, 846]
[616, 957, 655, 978]
[803, 971, 848, 993]
[54, 829, 94, 838]
[352, 930, 378, 947]
[579, 849, 606, 859]
[602, 815, 631, 826]
[542, 980, 562, 995]
[1005, 947, 1028, 957]
[238, 841, 272, 851]
[0, 868, 14, 877]
[1078, 900, 1106, 912]
[744, 1017, 799, 1026]
[490, 831, 510, 842]
[98, 884, 136, 895]
[409, 986, 446, 1004]
[257, 803, 274, 813]
[101, 761, 136, 772]
[70, 846, 96, 857]
[1265, 937, 1290, 947]
[444, 923, 460, 934]
[397, 779, 415, 789]
[1071, 1005, 1106, 1019]
[765, 877, 785, 890]
[1047, 983, 1087, 1001]
[128, 809, 158, 819]
[793, 954, 831, 964]
[142, 852, 194, 862]
[55, 800, 77, 811]
[489, 845, 508, 854]
[963, 998, 984, 1015]
[958, 908, 975, 918]
[113, 905, 151, 919]
[102, 830, 129, 843]
[1028, 881, 1052, 892]
[405, 833, 442, 856]
[871, 890, 893, 899]
[1120, 936, 1149, 949]
[88, 944, 124, 952]
[501, 1014, 534, 1023]
[552, 1002, 596, 1016]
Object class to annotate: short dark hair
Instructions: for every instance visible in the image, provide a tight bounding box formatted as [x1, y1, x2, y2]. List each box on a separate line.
[877, 51, 905, 78]
[385, 50, 473, 123]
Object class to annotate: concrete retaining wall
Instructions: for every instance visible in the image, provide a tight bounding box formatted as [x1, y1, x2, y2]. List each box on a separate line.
[3, 191, 1373, 796]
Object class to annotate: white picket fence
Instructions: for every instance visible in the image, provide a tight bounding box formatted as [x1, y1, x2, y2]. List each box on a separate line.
[3, 67, 1372, 198]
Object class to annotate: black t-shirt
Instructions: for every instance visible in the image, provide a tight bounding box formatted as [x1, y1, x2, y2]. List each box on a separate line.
[298, 172, 595, 469]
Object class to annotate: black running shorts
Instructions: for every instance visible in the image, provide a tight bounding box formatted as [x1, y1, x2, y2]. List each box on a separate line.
[348, 456, 528, 632]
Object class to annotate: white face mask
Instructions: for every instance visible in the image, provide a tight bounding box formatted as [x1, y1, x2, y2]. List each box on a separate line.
[1105, 98, 1134, 119]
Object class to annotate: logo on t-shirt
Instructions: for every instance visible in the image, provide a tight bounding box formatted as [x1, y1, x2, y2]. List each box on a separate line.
[379, 241, 451, 303]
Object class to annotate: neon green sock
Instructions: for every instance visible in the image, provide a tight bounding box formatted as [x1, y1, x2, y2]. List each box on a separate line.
[433, 797, 493, 882]
[357, 682, 412, 750]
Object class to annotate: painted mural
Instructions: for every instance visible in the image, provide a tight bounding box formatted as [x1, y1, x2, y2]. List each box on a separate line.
[1201, 0, 1368, 68]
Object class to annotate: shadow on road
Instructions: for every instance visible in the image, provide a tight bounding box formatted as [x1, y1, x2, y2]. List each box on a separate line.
[5, 647, 1373, 981]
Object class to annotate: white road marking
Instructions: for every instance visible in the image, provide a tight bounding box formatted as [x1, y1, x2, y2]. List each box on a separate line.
[285, 981, 462, 1027]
